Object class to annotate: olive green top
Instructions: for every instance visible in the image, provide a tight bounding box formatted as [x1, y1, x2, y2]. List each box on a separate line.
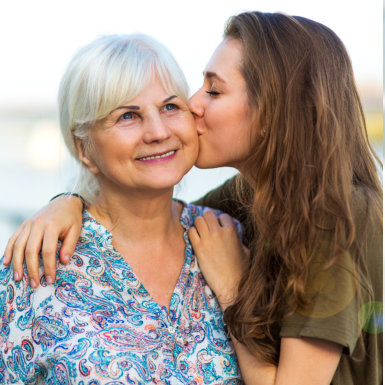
[194, 175, 382, 385]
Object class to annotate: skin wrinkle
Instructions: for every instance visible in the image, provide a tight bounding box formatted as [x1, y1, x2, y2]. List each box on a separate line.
[114, 95, 178, 112]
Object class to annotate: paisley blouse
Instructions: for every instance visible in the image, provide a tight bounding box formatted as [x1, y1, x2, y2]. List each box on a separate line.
[0, 202, 243, 384]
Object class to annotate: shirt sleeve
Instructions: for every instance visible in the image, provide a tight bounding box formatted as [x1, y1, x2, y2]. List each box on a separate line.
[280, 192, 382, 356]
[280, 246, 362, 355]
[0, 259, 41, 384]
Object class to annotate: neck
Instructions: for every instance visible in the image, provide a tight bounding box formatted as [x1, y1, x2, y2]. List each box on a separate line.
[236, 166, 254, 187]
[88, 187, 181, 243]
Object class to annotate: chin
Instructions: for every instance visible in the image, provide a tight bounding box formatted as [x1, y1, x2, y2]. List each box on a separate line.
[146, 171, 187, 190]
[194, 156, 222, 169]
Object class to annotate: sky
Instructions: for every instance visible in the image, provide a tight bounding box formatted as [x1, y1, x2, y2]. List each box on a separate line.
[0, 0, 382, 109]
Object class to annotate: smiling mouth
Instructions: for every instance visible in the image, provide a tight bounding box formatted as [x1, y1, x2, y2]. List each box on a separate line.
[137, 150, 176, 161]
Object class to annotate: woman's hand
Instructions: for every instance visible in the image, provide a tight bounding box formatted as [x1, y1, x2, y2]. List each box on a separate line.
[188, 211, 248, 311]
[3, 195, 84, 288]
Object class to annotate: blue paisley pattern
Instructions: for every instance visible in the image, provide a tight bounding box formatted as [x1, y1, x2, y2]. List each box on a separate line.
[0, 202, 243, 384]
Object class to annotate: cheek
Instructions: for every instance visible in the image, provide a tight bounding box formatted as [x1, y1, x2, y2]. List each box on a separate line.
[184, 120, 199, 159]
[204, 99, 238, 133]
[191, 135, 199, 159]
[185, 126, 200, 160]
[206, 109, 252, 154]
[175, 115, 198, 141]
[92, 134, 136, 165]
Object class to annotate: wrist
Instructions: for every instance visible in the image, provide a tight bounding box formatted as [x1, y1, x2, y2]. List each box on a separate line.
[50, 192, 86, 211]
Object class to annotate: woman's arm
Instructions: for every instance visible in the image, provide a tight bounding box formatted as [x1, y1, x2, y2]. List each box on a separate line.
[3, 195, 83, 287]
[231, 335, 341, 385]
[275, 337, 342, 385]
[3, 176, 244, 288]
[189, 213, 343, 385]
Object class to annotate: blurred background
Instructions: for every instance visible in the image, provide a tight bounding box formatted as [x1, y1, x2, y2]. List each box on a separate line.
[0, 0, 382, 252]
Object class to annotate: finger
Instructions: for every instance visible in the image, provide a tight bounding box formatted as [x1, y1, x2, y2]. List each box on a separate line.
[202, 210, 222, 231]
[3, 224, 24, 265]
[59, 226, 81, 265]
[24, 223, 46, 287]
[193, 216, 210, 236]
[11, 222, 32, 282]
[188, 227, 200, 246]
[40, 227, 62, 284]
[218, 213, 236, 228]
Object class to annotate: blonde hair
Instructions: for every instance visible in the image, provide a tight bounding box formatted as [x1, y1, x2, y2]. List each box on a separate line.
[58, 34, 189, 202]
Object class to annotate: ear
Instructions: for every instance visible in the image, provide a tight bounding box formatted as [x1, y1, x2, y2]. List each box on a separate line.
[249, 107, 266, 138]
[256, 115, 266, 138]
[74, 137, 100, 175]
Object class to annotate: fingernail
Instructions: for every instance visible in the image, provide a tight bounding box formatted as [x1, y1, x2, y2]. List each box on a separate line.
[63, 255, 70, 264]
[45, 275, 53, 285]
[14, 271, 20, 280]
[30, 279, 37, 288]
[46, 275, 53, 284]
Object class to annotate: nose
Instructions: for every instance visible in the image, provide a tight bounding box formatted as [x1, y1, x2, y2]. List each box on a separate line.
[188, 89, 206, 136]
[142, 114, 171, 143]
[188, 89, 204, 118]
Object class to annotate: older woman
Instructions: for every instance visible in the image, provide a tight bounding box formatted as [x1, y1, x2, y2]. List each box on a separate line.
[0, 34, 243, 383]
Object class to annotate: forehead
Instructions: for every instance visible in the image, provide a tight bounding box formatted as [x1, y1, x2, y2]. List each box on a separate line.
[204, 39, 244, 82]
[117, 77, 175, 108]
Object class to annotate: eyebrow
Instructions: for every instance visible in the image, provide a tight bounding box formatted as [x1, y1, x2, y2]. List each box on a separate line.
[114, 95, 178, 111]
[164, 95, 178, 103]
[203, 71, 226, 84]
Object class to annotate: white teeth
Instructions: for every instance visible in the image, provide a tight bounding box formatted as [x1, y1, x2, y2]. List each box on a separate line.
[139, 150, 175, 161]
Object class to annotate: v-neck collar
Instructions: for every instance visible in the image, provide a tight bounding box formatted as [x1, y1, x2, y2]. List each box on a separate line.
[82, 199, 193, 323]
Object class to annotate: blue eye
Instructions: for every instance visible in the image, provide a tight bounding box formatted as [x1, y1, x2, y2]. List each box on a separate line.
[120, 112, 134, 120]
[164, 103, 177, 111]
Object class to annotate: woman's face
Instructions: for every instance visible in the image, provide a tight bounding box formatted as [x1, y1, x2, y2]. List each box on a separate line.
[79, 77, 198, 194]
[189, 38, 256, 171]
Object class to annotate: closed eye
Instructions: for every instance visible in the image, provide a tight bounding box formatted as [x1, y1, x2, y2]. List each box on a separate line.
[206, 90, 220, 96]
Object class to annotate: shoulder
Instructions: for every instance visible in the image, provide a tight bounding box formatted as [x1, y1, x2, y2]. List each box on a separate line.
[79, 210, 111, 242]
[69, 210, 113, 257]
[180, 201, 231, 224]
[314, 186, 382, 243]
[180, 201, 243, 238]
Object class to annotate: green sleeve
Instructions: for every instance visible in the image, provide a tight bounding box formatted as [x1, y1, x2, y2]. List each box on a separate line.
[280, 188, 382, 354]
[280, 189, 382, 385]
[280, 247, 362, 354]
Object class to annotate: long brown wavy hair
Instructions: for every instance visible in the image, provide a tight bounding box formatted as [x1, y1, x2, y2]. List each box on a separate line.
[223, 12, 383, 364]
